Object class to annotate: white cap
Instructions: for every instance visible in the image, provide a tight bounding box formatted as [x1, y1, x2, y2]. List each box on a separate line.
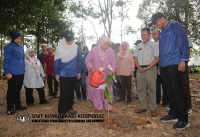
[47, 45, 52, 49]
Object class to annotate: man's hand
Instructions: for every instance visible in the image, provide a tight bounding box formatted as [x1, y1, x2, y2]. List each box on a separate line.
[138, 67, 143, 73]
[56, 76, 60, 82]
[77, 74, 81, 80]
[138, 67, 148, 73]
[6, 74, 12, 80]
[178, 61, 186, 72]
[157, 67, 160, 75]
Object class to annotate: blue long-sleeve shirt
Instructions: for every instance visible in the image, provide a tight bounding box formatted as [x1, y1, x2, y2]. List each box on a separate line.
[159, 21, 189, 67]
[54, 48, 81, 77]
[3, 42, 25, 75]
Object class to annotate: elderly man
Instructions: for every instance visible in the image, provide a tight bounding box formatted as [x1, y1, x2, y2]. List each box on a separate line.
[133, 28, 159, 116]
[152, 29, 169, 107]
[149, 12, 189, 130]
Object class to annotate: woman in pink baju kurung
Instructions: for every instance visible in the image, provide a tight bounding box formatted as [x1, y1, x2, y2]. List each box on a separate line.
[85, 36, 117, 113]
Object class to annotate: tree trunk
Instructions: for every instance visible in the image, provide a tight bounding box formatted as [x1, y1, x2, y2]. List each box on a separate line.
[36, 22, 40, 57]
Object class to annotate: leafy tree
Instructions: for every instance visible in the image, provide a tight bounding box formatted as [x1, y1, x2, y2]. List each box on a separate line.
[137, 0, 200, 47]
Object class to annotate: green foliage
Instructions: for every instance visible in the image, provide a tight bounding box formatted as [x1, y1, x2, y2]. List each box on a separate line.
[104, 72, 121, 104]
[137, 0, 200, 46]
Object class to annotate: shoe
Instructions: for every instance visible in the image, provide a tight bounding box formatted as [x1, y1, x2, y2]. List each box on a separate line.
[173, 121, 190, 130]
[40, 100, 50, 105]
[53, 92, 58, 98]
[83, 99, 88, 102]
[135, 108, 147, 113]
[127, 100, 132, 103]
[76, 99, 80, 102]
[15, 106, 27, 111]
[95, 110, 101, 113]
[117, 98, 125, 102]
[188, 109, 192, 116]
[67, 108, 77, 115]
[151, 110, 157, 116]
[166, 108, 170, 112]
[162, 103, 168, 107]
[106, 109, 118, 114]
[7, 109, 17, 115]
[27, 104, 33, 107]
[58, 114, 65, 121]
[160, 115, 178, 122]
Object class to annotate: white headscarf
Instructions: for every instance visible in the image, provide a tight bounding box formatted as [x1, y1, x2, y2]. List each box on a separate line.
[25, 48, 40, 69]
[117, 41, 131, 62]
[54, 38, 77, 62]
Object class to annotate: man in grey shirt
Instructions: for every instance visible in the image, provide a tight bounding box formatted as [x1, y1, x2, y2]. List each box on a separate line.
[133, 28, 159, 116]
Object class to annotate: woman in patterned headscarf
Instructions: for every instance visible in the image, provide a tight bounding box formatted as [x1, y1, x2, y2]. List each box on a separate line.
[116, 41, 135, 103]
[24, 48, 49, 107]
[85, 35, 117, 113]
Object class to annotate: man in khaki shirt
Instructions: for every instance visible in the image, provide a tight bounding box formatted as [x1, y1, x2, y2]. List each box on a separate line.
[133, 28, 159, 116]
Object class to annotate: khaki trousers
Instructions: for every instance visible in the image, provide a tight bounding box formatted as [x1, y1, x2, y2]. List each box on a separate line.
[136, 66, 157, 110]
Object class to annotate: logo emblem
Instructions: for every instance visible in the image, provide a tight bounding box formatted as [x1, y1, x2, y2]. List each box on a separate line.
[16, 113, 30, 123]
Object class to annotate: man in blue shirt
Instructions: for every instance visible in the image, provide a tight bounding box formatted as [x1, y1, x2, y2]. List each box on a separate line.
[149, 12, 190, 130]
[4, 31, 27, 115]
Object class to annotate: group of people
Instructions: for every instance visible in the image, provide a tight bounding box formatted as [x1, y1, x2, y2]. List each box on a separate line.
[3, 12, 192, 130]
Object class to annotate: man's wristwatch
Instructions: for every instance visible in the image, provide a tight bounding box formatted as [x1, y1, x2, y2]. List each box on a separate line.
[147, 66, 150, 70]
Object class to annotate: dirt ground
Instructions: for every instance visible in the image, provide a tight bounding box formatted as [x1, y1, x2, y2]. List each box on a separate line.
[0, 75, 200, 137]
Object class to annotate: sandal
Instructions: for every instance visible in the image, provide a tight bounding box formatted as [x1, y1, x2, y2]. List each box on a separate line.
[95, 110, 101, 113]
[106, 109, 118, 114]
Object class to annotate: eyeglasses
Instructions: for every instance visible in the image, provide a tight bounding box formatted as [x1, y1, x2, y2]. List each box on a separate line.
[30, 51, 35, 53]
[155, 18, 161, 25]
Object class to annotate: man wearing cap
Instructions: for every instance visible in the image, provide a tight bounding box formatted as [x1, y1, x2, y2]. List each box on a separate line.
[149, 12, 190, 130]
[133, 28, 159, 116]
[4, 31, 27, 115]
[43, 45, 59, 98]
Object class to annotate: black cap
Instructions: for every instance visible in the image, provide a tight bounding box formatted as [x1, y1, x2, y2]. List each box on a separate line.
[115, 43, 120, 47]
[148, 12, 164, 27]
[63, 30, 75, 42]
[134, 40, 142, 45]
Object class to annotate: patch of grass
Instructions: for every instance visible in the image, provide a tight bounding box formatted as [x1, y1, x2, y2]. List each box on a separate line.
[0, 126, 9, 132]
[189, 74, 200, 79]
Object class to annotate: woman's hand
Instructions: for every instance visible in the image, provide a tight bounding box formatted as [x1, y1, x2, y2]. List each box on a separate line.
[77, 74, 81, 80]
[91, 67, 96, 72]
[131, 71, 134, 77]
[6, 74, 12, 80]
[56, 76, 60, 82]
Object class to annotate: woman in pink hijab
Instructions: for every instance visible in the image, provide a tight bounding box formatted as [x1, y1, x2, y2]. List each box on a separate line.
[116, 41, 135, 103]
[85, 35, 117, 113]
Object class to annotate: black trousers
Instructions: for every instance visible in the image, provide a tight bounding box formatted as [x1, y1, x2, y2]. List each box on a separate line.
[58, 77, 77, 114]
[25, 86, 47, 105]
[182, 64, 192, 109]
[119, 75, 132, 101]
[156, 75, 169, 104]
[160, 65, 188, 122]
[47, 76, 59, 95]
[6, 74, 24, 111]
